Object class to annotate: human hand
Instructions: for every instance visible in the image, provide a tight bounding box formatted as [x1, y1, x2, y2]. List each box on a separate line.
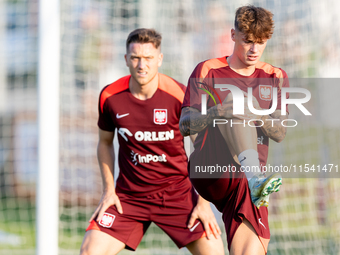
[89, 190, 123, 223]
[187, 196, 221, 239]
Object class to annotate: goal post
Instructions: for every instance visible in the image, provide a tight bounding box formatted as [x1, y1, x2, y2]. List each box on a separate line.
[37, 0, 60, 254]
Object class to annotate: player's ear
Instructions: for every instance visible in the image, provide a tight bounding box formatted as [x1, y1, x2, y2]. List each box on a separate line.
[231, 28, 236, 42]
[124, 54, 128, 67]
[158, 52, 163, 67]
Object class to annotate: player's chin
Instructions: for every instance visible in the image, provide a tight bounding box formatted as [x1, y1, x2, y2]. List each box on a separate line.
[244, 59, 258, 66]
[135, 77, 150, 86]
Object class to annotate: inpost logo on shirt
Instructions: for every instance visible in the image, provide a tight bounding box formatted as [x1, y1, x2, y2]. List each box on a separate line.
[131, 150, 167, 165]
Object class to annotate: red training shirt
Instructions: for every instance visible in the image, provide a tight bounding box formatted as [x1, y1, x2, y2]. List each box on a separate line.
[98, 74, 188, 196]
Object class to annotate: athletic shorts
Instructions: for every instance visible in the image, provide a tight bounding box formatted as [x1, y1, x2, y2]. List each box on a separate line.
[86, 177, 205, 251]
[190, 169, 270, 253]
[189, 128, 270, 252]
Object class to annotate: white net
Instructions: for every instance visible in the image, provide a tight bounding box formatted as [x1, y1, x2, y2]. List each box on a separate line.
[0, 0, 38, 254]
[1, 0, 340, 254]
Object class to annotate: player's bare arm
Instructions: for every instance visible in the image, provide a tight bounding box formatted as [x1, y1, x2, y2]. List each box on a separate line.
[179, 98, 239, 136]
[179, 93, 259, 137]
[258, 110, 288, 143]
[235, 92, 287, 143]
[89, 128, 123, 223]
[180, 107, 216, 136]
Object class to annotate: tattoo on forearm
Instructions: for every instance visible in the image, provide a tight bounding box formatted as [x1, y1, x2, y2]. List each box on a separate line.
[260, 111, 287, 142]
[179, 109, 192, 136]
[179, 107, 218, 136]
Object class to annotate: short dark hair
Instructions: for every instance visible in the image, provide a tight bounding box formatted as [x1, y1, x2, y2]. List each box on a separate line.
[234, 5, 274, 43]
[126, 28, 162, 51]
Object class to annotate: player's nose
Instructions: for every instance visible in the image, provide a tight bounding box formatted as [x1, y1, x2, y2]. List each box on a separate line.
[250, 43, 259, 53]
[138, 58, 146, 69]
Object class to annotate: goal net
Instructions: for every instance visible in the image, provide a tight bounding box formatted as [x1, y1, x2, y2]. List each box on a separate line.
[1, 0, 340, 254]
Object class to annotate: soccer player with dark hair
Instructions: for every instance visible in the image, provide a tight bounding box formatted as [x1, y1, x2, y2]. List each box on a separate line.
[179, 6, 289, 254]
[79, 28, 224, 255]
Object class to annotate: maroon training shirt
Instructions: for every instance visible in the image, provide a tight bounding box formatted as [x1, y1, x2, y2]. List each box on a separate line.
[183, 56, 289, 168]
[98, 74, 188, 196]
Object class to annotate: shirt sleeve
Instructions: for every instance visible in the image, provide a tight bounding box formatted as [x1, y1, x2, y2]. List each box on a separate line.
[97, 87, 116, 132]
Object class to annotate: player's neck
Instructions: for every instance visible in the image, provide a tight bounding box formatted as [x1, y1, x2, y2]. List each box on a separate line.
[227, 55, 256, 76]
[129, 73, 159, 100]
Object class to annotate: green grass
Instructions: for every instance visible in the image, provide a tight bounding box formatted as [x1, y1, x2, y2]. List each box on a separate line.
[0, 197, 35, 250]
[268, 233, 339, 255]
